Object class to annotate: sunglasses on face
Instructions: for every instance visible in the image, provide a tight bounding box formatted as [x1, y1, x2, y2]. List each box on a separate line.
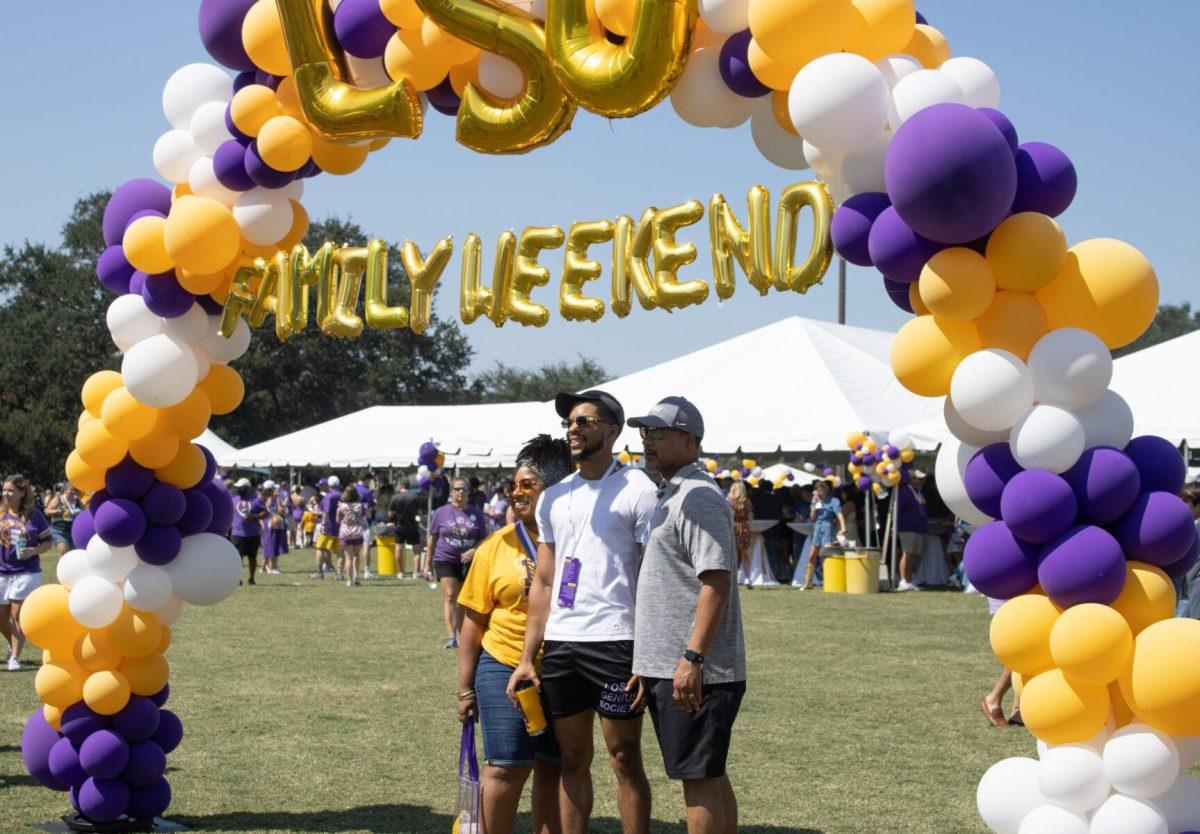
[639, 426, 682, 441]
[562, 416, 609, 430]
[451, 486, 467, 493]
[512, 478, 543, 493]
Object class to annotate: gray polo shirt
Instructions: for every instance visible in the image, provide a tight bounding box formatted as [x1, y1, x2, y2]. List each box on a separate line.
[633, 461, 746, 684]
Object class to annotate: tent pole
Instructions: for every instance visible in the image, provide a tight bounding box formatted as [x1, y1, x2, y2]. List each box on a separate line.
[837, 257, 847, 325]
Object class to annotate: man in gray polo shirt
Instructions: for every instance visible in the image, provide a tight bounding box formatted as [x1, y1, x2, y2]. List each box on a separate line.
[627, 396, 745, 834]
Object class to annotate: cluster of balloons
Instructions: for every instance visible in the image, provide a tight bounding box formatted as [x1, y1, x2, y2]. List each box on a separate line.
[416, 440, 447, 490]
[846, 428, 914, 497]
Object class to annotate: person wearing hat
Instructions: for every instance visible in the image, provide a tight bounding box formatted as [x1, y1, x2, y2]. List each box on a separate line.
[231, 478, 267, 586]
[315, 476, 342, 580]
[896, 470, 929, 592]
[627, 397, 746, 834]
[259, 480, 287, 575]
[507, 390, 658, 834]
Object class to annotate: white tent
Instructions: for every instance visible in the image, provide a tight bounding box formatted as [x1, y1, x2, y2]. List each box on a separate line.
[1109, 330, 1200, 446]
[198, 428, 239, 468]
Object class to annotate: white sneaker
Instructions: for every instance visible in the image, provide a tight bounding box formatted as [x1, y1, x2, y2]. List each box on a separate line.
[362, 569, 373, 580]
[896, 580, 914, 592]
[7, 656, 21, 671]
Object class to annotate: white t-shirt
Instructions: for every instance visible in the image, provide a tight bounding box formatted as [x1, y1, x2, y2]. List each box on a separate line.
[535, 461, 658, 642]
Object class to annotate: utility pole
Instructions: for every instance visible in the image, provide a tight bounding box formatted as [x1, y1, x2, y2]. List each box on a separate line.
[837, 257, 847, 324]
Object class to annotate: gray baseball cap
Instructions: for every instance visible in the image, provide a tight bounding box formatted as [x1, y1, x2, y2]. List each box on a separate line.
[627, 396, 704, 439]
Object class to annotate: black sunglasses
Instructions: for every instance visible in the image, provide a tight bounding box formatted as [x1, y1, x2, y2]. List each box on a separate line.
[451, 486, 467, 493]
[562, 416, 610, 429]
[639, 426, 683, 441]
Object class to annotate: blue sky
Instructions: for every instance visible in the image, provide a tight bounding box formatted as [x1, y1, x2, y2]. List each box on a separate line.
[3, 1, 1196, 377]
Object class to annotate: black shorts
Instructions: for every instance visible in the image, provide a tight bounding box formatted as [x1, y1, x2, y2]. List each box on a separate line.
[540, 640, 642, 720]
[232, 535, 260, 559]
[645, 678, 745, 780]
[434, 561, 467, 582]
[395, 528, 420, 546]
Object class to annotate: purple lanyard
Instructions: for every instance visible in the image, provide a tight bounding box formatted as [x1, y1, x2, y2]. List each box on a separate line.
[459, 717, 479, 781]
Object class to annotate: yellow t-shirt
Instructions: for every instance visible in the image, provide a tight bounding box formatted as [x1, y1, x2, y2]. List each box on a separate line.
[458, 523, 540, 669]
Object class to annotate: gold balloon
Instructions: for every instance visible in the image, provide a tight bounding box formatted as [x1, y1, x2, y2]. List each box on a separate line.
[544, 0, 698, 118]
[220, 264, 260, 338]
[313, 247, 366, 338]
[364, 240, 408, 330]
[275, 0, 425, 142]
[402, 237, 454, 335]
[560, 220, 613, 322]
[611, 211, 659, 318]
[461, 231, 519, 326]
[281, 242, 337, 336]
[417, 0, 576, 154]
[247, 255, 280, 330]
[709, 185, 772, 299]
[773, 180, 833, 294]
[652, 200, 708, 311]
[508, 226, 565, 327]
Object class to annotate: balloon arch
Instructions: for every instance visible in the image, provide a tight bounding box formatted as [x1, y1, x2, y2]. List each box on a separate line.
[18, 0, 1200, 830]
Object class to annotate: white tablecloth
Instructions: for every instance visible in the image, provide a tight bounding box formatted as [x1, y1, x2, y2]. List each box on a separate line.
[912, 533, 950, 587]
[738, 535, 779, 586]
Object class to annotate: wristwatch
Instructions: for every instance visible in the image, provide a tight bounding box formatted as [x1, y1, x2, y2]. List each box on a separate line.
[683, 649, 705, 665]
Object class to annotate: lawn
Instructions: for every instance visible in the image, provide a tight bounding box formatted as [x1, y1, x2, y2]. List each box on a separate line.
[3, 547, 1037, 833]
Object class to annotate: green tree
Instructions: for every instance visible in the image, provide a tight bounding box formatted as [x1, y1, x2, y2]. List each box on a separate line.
[1113, 301, 1200, 358]
[473, 356, 608, 403]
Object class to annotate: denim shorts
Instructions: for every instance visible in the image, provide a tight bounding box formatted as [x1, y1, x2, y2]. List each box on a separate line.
[475, 650, 560, 767]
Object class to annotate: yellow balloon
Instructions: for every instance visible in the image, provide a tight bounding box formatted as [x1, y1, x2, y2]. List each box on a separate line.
[164, 196, 242, 276]
[274, 75, 304, 120]
[890, 315, 980, 397]
[449, 55, 481, 97]
[907, 282, 928, 316]
[1109, 680, 1136, 728]
[1111, 562, 1176, 636]
[595, 0, 637, 36]
[155, 442, 207, 490]
[256, 115, 313, 173]
[159, 390, 212, 440]
[1036, 238, 1159, 350]
[899, 448, 915, 463]
[918, 248, 996, 322]
[1119, 617, 1200, 736]
[1050, 603, 1133, 686]
[747, 39, 801, 92]
[976, 291, 1049, 361]
[65, 451, 107, 494]
[310, 135, 370, 176]
[76, 419, 129, 469]
[198, 364, 245, 415]
[128, 430, 181, 471]
[385, 29, 452, 91]
[108, 608, 163, 660]
[844, 0, 915, 61]
[120, 652, 170, 697]
[20, 585, 82, 654]
[99, 387, 159, 441]
[177, 269, 228, 295]
[73, 630, 123, 673]
[34, 660, 86, 710]
[83, 669, 131, 716]
[1022, 668, 1110, 745]
[985, 212, 1068, 293]
[230, 84, 282, 138]
[157, 627, 172, 655]
[242, 0, 293, 77]
[381, 0, 424, 29]
[770, 89, 798, 135]
[44, 704, 63, 731]
[420, 16, 479, 64]
[280, 200, 310, 249]
[123, 215, 174, 275]
[846, 431, 867, 448]
[990, 593, 1060, 677]
[82, 370, 124, 418]
[1012, 671, 1024, 699]
[903, 23, 950, 68]
[749, 0, 852, 65]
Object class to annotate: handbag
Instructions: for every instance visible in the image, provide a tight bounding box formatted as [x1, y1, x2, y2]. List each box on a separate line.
[452, 717, 481, 834]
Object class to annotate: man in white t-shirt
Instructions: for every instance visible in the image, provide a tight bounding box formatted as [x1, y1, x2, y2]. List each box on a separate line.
[508, 390, 658, 834]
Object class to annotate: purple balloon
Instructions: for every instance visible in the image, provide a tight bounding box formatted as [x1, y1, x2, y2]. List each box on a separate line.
[255, 70, 283, 90]
[1163, 533, 1200, 581]
[418, 441, 439, 466]
[224, 106, 253, 145]
[203, 480, 234, 534]
[977, 108, 1018, 155]
[1063, 446, 1141, 526]
[105, 456, 156, 501]
[123, 740, 168, 788]
[127, 777, 172, 821]
[832, 191, 891, 266]
[79, 729, 130, 780]
[1124, 435, 1186, 495]
[915, 10, 928, 24]
[214, 139, 256, 191]
[867, 205, 945, 284]
[1115, 491, 1196, 566]
[884, 103, 1018, 244]
[883, 278, 913, 313]
[233, 70, 256, 92]
[245, 141, 297, 189]
[1011, 141, 1077, 218]
[333, 0, 396, 58]
[198, 445, 218, 485]
[964, 443, 1024, 519]
[78, 776, 130, 823]
[71, 510, 96, 550]
[857, 476, 872, 490]
[963, 521, 1040, 599]
[1000, 470, 1078, 544]
[298, 157, 322, 179]
[49, 737, 88, 788]
[129, 270, 148, 296]
[94, 498, 147, 548]
[23, 709, 69, 791]
[90, 489, 112, 516]
[61, 703, 111, 747]
[153, 710, 184, 755]
[96, 246, 135, 295]
[1038, 525, 1127, 608]
[196, 293, 225, 314]
[426, 77, 461, 116]
[103, 180, 172, 247]
[112, 696, 161, 743]
[135, 524, 183, 566]
[150, 684, 171, 708]
[142, 271, 196, 318]
[177, 489, 214, 536]
[718, 29, 770, 98]
[141, 482, 187, 526]
[199, 0, 258, 71]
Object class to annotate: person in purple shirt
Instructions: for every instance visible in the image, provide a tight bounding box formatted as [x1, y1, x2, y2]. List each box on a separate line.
[313, 476, 343, 580]
[1, 474, 52, 670]
[260, 481, 288, 576]
[231, 479, 268, 586]
[428, 477, 487, 649]
[896, 470, 929, 592]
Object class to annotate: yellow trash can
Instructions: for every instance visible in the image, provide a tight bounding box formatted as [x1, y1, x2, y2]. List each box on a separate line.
[822, 554, 846, 593]
[844, 551, 881, 594]
[376, 535, 398, 576]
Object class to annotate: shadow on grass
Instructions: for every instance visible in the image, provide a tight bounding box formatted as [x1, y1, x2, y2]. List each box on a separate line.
[1, 772, 43, 790]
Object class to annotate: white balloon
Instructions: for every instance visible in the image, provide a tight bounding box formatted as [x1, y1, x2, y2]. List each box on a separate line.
[803, 140, 843, 180]
[165, 533, 243, 606]
[477, 52, 525, 99]
[698, 0, 749, 34]
[160, 303, 211, 345]
[107, 294, 165, 353]
[188, 100, 233, 156]
[1104, 725, 1181, 799]
[890, 68, 966, 126]
[68, 575, 124, 629]
[163, 63, 233, 129]
[84, 536, 139, 584]
[1175, 735, 1200, 770]
[1153, 774, 1200, 833]
[750, 97, 808, 170]
[888, 429, 914, 451]
[976, 757, 1045, 834]
[950, 349, 1035, 433]
[201, 315, 251, 362]
[124, 563, 175, 613]
[1073, 389, 1134, 450]
[281, 177, 305, 203]
[121, 333, 200, 408]
[153, 129, 203, 184]
[1028, 328, 1113, 409]
[671, 47, 754, 128]
[193, 347, 212, 383]
[876, 53, 922, 89]
[1037, 744, 1111, 813]
[935, 438, 992, 526]
[1010, 404, 1085, 474]
[840, 130, 891, 194]
[345, 53, 391, 87]
[157, 595, 184, 626]
[233, 189, 294, 246]
[1088, 794, 1168, 834]
[188, 156, 240, 207]
[1017, 805, 1088, 834]
[939, 56, 1001, 109]
[788, 53, 890, 154]
[56, 549, 91, 590]
[943, 395, 1010, 447]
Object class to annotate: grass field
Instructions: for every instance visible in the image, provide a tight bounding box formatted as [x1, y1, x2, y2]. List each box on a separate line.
[3, 547, 1042, 833]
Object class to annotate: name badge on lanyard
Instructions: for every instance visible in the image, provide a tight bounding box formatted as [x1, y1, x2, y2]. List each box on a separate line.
[557, 460, 620, 611]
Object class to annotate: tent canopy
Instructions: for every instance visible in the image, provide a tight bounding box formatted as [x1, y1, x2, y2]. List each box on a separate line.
[199, 428, 239, 467]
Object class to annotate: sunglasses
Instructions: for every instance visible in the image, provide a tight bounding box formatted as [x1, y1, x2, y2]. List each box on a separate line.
[451, 486, 467, 493]
[512, 477, 543, 493]
[562, 416, 610, 429]
[639, 426, 682, 440]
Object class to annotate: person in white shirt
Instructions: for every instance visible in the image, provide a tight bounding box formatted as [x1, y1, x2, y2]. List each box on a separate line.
[507, 390, 658, 834]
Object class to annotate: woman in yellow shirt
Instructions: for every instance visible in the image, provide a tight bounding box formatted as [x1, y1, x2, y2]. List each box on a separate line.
[457, 435, 571, 834]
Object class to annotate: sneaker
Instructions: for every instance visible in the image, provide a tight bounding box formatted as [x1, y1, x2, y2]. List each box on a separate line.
[347, 579, 353, 588]
[353, 579, 361, 586]
[7, 656, 21, 671]
[362, 569, 373, 580]
[897, 580, 914, 591]
[443, 638, 456, 650]
[428, 582, 438, 590]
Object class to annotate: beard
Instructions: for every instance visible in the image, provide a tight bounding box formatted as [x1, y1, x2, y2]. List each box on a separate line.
[570, 436, 607, 463]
